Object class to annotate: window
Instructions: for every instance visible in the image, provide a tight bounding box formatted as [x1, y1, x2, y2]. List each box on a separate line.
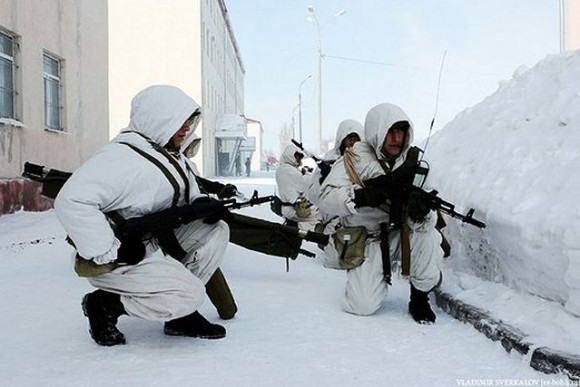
[0, 31, 15, 119]
[43, 53, 62, 130]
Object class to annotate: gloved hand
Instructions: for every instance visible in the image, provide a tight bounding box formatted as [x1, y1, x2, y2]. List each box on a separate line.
[294, 197, 312, 218]
[318, 161, 332, 184]
[407, 191, 431, 223]
[116, 235, 146, 265]
[353, 186, 386, 208]
[217, 183, 238, 199]
[192, 197, 230, 224]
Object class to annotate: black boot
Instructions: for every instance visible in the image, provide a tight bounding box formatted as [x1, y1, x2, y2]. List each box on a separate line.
[408, 284, 436, 324]
[81, 290, 126, 346]
[164, 311, 226, 339]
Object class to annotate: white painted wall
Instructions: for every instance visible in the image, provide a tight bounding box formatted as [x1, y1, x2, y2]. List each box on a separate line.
[108, 0, 245, 177]
[0, 0, 109, 177]
[567, 0, 580, 50]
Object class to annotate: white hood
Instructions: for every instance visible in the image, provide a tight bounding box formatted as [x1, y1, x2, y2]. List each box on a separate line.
[124, 85, 201, 150]
[364, 103, 414, 160]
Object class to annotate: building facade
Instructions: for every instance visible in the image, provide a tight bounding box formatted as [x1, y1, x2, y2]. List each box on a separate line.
[0, 0, 109, 177]
[0, 0, 109, 214]
[566, 0, 580, 50]
[108, 0, 245, 177]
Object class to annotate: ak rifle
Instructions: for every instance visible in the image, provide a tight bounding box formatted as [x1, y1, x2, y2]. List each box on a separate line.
[410, 186, 486, 229]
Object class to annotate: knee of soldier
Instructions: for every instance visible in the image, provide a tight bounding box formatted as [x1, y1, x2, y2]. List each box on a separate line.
[342, 291, 383, 316]
[344, 298, 382, 316]
[211, 219, 230, 240]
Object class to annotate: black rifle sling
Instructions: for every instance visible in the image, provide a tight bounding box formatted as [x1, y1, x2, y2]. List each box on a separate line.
[119, 141, 181, 207]
[122, 130, 192, 204]
[377, 146, 421, 277]
[118, 141, 188, 260]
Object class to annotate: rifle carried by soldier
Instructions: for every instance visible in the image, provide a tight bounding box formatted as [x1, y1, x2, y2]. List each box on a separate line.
[22, 162, 329, 263]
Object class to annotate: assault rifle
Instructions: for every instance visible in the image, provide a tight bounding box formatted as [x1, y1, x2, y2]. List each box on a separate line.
[363, 173, 486, 229]
[409, 186, 486, 229]
[22, 161, 330, 261]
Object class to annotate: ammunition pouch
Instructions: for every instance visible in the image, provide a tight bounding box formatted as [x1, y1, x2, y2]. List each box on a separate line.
[332, 226, 367, 270]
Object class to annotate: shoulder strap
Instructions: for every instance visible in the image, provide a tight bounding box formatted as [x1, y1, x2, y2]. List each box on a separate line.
[122, 130, 192, 204]
[119, 141, 180, 207]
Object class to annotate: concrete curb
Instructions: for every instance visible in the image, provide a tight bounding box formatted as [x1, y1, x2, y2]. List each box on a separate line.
[434, 289, 580, 381]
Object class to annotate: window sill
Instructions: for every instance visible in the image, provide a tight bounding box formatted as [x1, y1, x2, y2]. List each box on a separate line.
[0, 118, 26, 128]
[44, 128, 67, 134]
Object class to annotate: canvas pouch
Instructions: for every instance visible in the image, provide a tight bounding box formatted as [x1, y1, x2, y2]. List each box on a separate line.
[332, 226, 367, 270]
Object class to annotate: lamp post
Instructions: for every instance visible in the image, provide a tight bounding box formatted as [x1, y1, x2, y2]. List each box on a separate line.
[298, 74, 312, 143]
[307, 6, 346, 153]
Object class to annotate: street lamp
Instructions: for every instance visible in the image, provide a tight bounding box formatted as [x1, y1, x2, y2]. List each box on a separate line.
[298, 74, 312, 143]
[307, 5, 345, 153]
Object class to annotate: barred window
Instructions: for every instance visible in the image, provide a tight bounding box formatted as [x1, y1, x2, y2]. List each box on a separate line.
[43, 53, 62, 130]
[0, 31, 15, 119]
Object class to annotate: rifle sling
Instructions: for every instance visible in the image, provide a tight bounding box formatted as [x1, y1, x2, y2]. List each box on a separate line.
[376, 146, 422, 277]
[117, 140, 187, 260]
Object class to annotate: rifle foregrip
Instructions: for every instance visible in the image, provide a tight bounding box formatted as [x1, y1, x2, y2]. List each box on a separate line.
[303, 231, 330, 246]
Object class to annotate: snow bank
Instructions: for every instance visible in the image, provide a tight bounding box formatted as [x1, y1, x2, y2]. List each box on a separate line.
[425, 50, 580, 316]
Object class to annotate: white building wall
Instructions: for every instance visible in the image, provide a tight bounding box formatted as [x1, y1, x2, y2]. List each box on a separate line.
[0, 0, 109, 177]
[567, 0, 580, 50]
[108, 0, 244, 177]
[246, 119, 263, 171]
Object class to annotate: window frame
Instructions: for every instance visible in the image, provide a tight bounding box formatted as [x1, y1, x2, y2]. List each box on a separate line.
[42, 51, 64, 131]
[0, 30, 16, 120]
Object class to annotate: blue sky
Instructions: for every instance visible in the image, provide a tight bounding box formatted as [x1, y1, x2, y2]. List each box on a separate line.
[226, 0, 560, 155]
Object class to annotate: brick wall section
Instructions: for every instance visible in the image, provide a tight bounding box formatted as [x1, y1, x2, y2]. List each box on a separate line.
[0, 179, 54, 216]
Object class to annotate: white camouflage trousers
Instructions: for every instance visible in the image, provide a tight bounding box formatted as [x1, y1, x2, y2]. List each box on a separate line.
[88, 219, 229, 321]
[341, 211, 444, 316]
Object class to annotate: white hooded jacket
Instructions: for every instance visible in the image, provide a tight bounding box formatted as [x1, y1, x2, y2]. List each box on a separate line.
[308, 119, 364, 206]
[318, 103, 416, 232]
[55, 85, 205, 260]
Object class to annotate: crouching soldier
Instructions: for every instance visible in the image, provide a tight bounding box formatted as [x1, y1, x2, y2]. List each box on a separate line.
[55, 85, 230, 345]
[318, 103, 444, 323]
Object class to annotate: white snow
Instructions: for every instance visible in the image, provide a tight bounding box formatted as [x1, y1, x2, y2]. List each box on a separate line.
[2, 51, 580, 386]
[425, 50, 580, 356]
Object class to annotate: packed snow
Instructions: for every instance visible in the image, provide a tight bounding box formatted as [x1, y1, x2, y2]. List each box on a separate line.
[425, 50, 580, 356]
[1, 50, 580, 386]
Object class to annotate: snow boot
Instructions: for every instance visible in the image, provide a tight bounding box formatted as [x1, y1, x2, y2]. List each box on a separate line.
[205, 268, 238, 320]
[408, 284, 436, 324]
[164, 311, 226, 339]
[81, 290, 126, 346]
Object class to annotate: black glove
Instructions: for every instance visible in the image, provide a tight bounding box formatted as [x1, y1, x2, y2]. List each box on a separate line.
[217, 183, 238, 199]
[407, 191, 431, 223]
[353, 186, 386, 208]
[191, 197, 230, 224]
[318, 161, 332, 184]
[116, 235, 146, 265]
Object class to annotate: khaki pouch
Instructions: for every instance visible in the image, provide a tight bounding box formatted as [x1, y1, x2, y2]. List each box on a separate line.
[74, 255, 118, 278]
[332, 226, 367, 270]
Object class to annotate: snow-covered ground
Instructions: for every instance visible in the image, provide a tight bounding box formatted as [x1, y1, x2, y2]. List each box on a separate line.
[0, 176, 573, 386]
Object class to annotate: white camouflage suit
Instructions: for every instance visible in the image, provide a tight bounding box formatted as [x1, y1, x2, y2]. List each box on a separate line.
[318, 103, 444, 316]
[275, 143, 320, 230]
[55, 85, 228, 321]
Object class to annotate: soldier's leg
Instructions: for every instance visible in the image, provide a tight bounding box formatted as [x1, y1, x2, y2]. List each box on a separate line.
[341, 241, 388, 316]
[174, 219, 229, 284]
